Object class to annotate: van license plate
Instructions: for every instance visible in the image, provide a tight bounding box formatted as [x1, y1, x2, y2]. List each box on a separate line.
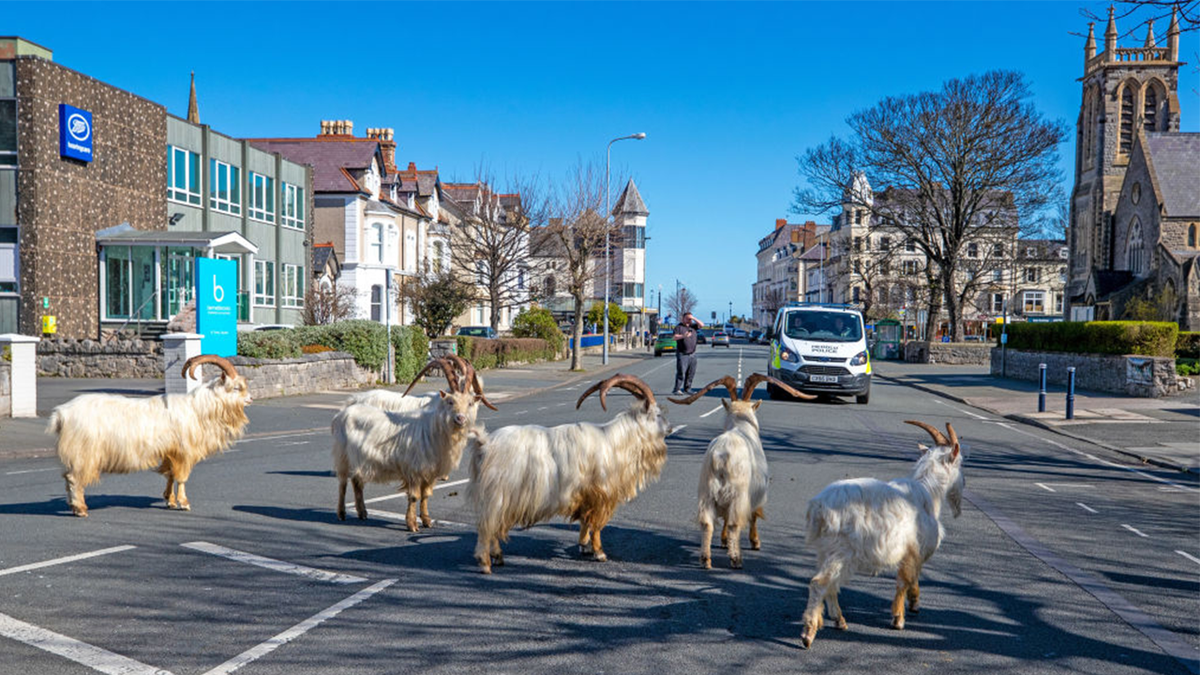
[810, 375, 839, 383]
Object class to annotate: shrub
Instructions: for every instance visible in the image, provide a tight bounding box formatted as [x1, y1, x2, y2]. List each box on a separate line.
[456, 336, 557, 370]
[237, 331, 301, 359]
[512, 307, 565, 354]
[1001, 321, 1178, 358]
[1176, 358, 1200, 377]
[301, 344, 334, 355]
[586, 302, 628, 333]
[392, 325, 430, 383]
[1176, 332, 1200, 360]
[292, 320, 389, 371]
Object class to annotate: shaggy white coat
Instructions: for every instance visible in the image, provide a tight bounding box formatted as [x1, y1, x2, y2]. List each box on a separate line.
[800, 443, 964, 647]
[48, 376, 251, 516]
[331, 391, 478, 531]
[467, 401, 670, 573]
[697, 399, 768, 569]
[347, 389, 436, 414]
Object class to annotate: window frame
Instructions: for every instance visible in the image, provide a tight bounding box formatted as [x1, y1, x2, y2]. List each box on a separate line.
[282, 263, 305, 308]
[281, 182, 304, 230]
[208, 158, 241, 215]
[248, 171, 275, 223]
[1022, 290, 1045, 314]
[254, 259, 276, 307]
[168, 145, 201, 206]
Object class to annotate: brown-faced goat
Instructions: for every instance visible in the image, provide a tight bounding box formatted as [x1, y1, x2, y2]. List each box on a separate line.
[670, 373, 812, 569]
[331, 356, 495, 532]
[800, 420, 965, 649]
[48, 355, 251, 517]
[467, 374, 670, 574]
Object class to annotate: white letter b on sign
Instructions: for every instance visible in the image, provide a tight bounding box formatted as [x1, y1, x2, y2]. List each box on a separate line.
[212, 274, 225, 303]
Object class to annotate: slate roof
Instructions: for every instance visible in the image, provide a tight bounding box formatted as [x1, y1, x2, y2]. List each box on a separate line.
[611, 178, 648, 216]
[247, 138, 379, 193]
[1143, 132, 1200, 218]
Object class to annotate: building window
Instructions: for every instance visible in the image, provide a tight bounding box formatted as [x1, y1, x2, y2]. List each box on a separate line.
[622, 225, 645, 249]
[854, 210, 863, 225]
[992, 293, 1004, 313]
[168, 146, 201, 205]
[903, 259, 919, 276]
[622, 282, 644, 298]
[880, 260, 891, 276]
[254, 260, 276, 307]
[992, 269, 1003, 282]
[248, 172, 275, 223]
[851, 286, 861, 303]
[370, 285, 383, 322]
[543, 275, 556, 297]
[281, 182, 304, 230]
[1023, 290, 1045, 314]
[967, 242, 978, 258]
[905, 239, 916, 253]
[1024, 267, 1039, 283]
[433, 241, 444, 273]
[993, 242, 1005, 258]
[476, 260, 486, 285]
[0, 97, 16, 167]
[518, 268, 526, 290]
[208, 159, 241, 215]
[282, 264, 304, 308]
[1143, 85, 1158, 131]
[879, 236, 891, 252]
[1054, 292, 1064, 315]
[1189, 224, 1197, 248]
[1119, 84, 1135, 155]
[853, 237, 862, 252]
[0, 170, 14, 225]
[1127, 218, 1145, 275]
[404, 229, 416, 272]
[853, 259, 861, 274]
[369, 223, 384, 264]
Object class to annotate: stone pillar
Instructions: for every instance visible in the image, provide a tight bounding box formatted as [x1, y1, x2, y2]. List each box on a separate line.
[0, 334, 39, 418]
[162, 333, 203, 395]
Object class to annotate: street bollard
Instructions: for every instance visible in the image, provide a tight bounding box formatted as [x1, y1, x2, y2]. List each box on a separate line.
[1038, 363, 1047, 413]
[1066, 366, 1076, 420]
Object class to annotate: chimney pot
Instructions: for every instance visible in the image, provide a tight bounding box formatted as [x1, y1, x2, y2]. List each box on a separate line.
[775, 218, 787, 230]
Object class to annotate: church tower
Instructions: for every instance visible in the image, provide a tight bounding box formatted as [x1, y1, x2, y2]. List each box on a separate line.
[1067, 6, 1182, 306]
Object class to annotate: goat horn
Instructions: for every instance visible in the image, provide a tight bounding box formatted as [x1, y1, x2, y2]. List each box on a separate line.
[183, 354, 237, 381]
[444, 354, 496, 410]
[740, 373, 815, 401]
[904, 420, 949, 446]
[669, 376, 738, 405]
[403, 357, 459, 397]
[576, 373, 656, 412]
[946, 422, 959, 447]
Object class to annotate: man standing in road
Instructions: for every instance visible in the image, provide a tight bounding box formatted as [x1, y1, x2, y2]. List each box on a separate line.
[672, 312, 704, 395]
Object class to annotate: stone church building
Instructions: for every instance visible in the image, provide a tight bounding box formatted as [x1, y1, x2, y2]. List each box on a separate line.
[1066, 6, 1200, 328]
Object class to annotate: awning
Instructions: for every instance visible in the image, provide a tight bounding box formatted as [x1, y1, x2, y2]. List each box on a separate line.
[96, 223, 259, 256]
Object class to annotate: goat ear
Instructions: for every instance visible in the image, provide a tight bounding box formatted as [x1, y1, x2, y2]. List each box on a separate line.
[721, 399, 731, 411]
[949, 442, 961, 462]
[439, 390, 448, 399]
[752, 400, 762, 411]
[917, 443, 930, 454]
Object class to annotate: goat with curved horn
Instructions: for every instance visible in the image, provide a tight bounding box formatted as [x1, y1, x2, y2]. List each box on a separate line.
[576, 373, 656, 412]
[740, 373, 813, 401]
[445, 354, 497, 411]
[904, 420, 949, 447]
[668, 376, 738, 405]
[402, 357, 460, 397]
[183, 354, 238, 382]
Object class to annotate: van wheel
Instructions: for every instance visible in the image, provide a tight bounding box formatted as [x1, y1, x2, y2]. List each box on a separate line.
[856, 387, 870, 405]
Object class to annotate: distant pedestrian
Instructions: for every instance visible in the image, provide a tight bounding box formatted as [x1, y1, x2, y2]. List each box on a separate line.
[672, 312, 705, 395]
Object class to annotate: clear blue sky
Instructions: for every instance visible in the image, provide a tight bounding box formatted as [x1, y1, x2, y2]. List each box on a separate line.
[6, 1, 1197, 324]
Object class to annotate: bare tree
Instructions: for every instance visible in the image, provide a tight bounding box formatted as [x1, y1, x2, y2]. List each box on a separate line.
[794, 70, 1066, 341]
[665, 286, 697, 321]
[400, 269, 476, 338]
[1082, 2, 1197, 38]
[302, 281, 358, 325]
[445, 172, 547, 332]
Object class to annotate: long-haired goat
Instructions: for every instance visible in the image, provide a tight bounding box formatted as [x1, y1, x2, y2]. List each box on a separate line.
[670, 373, 812, 569]
[800, 420, 965, 649]
[48, 355, 251, 517]
[331, 356, 496, 532]
[467, 374, 670, 574]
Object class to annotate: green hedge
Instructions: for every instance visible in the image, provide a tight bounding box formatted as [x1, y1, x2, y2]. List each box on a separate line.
[237, 320, 428, 374]
[1176, 332, 1200, 360]
[511, 307, 566, 354]
[456, 336, 558, 370]
[1000, 321, 1178, 358]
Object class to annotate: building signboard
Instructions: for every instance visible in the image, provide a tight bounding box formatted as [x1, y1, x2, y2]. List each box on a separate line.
[195, 257, 237, 356]
[58, 104, 94, 162]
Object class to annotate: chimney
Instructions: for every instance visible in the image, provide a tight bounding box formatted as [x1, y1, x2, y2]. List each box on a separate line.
[320, 120, 355, 137]
[370, 127, 396, 172]
[775, 218, 787, 230]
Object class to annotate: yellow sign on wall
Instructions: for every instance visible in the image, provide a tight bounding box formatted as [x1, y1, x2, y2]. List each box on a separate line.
[42, 315, 57, 334]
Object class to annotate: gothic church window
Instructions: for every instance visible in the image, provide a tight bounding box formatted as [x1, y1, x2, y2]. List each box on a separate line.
[1188, 224, 1196, 248]
[1127, 217, 1145, 275]
[1119, 84, 1135, 155]
[1143, 85, 1158, 132]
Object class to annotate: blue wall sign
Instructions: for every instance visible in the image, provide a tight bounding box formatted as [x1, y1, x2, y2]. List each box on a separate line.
[196, 258, 238, 357]
[58, 104, 94, 162]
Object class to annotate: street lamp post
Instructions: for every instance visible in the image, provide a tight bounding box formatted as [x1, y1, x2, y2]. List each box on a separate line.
[604, 132, 646, 365]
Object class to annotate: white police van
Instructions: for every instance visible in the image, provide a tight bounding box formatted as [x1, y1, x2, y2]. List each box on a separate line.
[767, 302, 871, 404]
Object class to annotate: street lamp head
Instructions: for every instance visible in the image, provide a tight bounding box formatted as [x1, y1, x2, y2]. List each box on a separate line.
[632, 132, 647, 140]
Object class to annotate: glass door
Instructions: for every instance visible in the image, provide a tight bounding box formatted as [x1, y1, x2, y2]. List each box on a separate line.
[131, 246, 156, 320]
[104, 246, 131, 319]
[163, 247, 195, 318]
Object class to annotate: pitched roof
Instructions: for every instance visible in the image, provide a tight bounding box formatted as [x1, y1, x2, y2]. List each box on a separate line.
[611, 178, 648, 216]
[247, 138, 380, 193]
[1143, 132, 1200, 217]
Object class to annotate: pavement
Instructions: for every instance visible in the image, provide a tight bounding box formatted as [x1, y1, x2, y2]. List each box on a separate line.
[0, 347, 657, 460]
[872, 359, 1200, 474]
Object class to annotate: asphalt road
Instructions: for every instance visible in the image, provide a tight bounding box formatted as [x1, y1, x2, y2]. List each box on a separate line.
[0, 343, 1196, 674]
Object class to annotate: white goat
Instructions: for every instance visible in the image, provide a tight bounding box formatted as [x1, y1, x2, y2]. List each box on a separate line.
[332, 356, 495, 532]
[48, 355, 252, 517]
[670, 373, 813, 569]
[467, 374, 670, 574]
[800, 420, 965, 649]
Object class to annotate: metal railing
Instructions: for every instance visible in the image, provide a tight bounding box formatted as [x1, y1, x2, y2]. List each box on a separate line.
[107, 290, 160, 341]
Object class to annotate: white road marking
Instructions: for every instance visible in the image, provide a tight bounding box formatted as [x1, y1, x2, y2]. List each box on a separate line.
[513, 410, 529, 416]
[200, 578, 396, 675]
[700, 405, 723, 418]
[4, 467, 57, 476]
[236, 431, 322, 445]
[367, 510, 470, 527]
[0, 611, 173, 675]
[933, 398, 990, 420]
[537, 406, 548, 411]
[556, 402, 568, 407]
[1036, 483, 1056, 492]
[181, 541, 367, 585]
[358, 478, 470, 505]
[277, 441, 311, 447]
[1121, 524, 1150, 538]
[1177, 550, 1200, 565]
[668, 424, 687, 437]
[995, 423, 1199, 494]
[1077, 502, 1098, 514]
[301, 403, 343, 410]
[0, 545, 136, 577]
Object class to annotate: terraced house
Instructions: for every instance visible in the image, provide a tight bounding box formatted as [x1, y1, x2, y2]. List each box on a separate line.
[0, 37, 312, 339]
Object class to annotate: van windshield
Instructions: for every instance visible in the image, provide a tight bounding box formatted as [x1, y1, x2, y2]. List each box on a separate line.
[783, 311, 862, 342]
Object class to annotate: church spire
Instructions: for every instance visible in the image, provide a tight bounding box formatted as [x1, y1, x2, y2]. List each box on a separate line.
[187, 71, 199, 124]
[1085, 22, 1096, 62]
[1143, 19, 1156, 48]
[1104, 5, 1118, 61]
[1167, 4, 1180, 61]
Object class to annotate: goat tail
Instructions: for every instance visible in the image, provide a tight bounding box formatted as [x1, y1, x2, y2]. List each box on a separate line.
[46, 409, 63, 437]
[805, 499, 832, 545]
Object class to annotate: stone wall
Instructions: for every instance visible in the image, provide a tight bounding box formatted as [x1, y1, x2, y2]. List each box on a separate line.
[37, 338, 163, 378]
[990, 347, 1187, 397]
[904, 341, 992, 365]
[0, 361, 10, 419]
[228, 351, 376, 400]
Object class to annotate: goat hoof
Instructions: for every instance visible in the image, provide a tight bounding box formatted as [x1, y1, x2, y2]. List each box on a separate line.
[908, 606, 920, 615]
[336, 512, 346, 522]
[421, 519, 433, 529]
[594, 552, 608, 562]
[479, 566, 492, 575]
[178, 503, 191, 512]
[800, 627, 817, 649]
[892, 616, 905, 630]
[700, 556, 711, 570]
[835, 618, 849, 631]
[356, 513, 367, 521]
[72, 509, 88, 518]
[730, 557, 742, 569]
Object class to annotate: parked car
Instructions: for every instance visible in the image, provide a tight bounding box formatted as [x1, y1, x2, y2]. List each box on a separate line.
[695, 328, 709, 345]
[750, 329, 765, 344]
[711, 331, 731, 348]
[733, 329, 749, 339]
[456, 326, 498, 339]
[654, 331, 678, 357]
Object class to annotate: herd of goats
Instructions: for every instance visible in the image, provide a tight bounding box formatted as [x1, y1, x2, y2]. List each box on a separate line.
[45, 353, 965, 648]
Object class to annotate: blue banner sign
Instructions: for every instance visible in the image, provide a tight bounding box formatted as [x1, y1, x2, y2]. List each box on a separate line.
[58, 104, 93, 162]
[196, 258, 238, 356]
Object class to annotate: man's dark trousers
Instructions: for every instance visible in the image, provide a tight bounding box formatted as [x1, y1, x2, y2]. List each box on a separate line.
[675, 352, 697, 392]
